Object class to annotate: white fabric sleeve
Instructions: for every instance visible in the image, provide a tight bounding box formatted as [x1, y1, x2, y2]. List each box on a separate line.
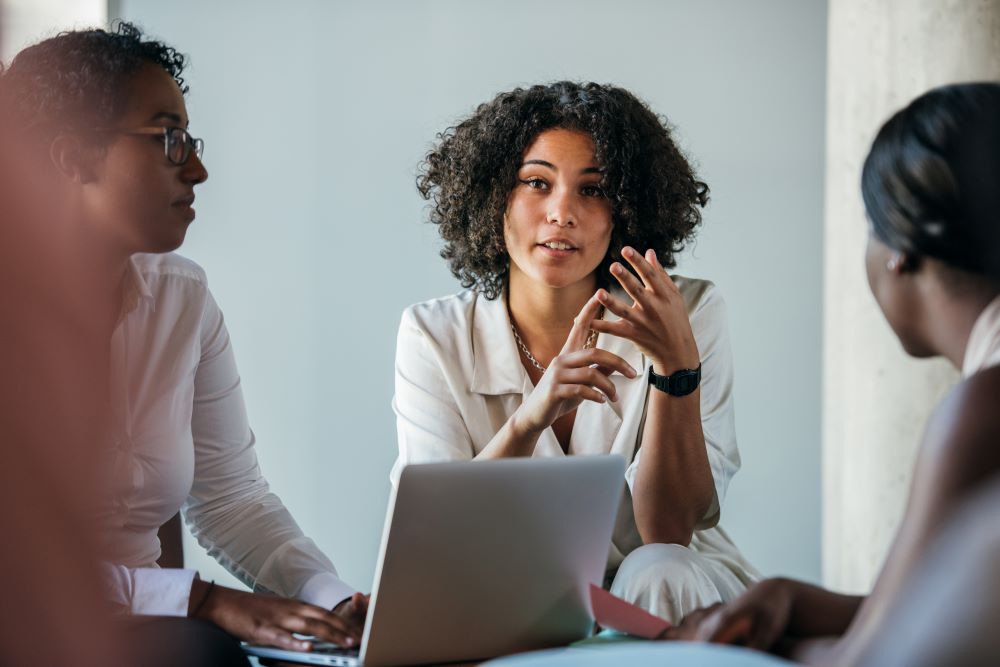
[183, 288, 354, 610]
[390, 307, 474, 486]
[102, 564, 197, 616]
[624, 284, 740, 530]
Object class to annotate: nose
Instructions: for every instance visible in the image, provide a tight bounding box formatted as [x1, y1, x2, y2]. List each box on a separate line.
[181, 151, 208, 185]
[545, 187, 575, 227]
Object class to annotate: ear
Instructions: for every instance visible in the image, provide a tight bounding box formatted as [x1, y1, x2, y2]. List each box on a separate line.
[887, 251, 920, 274]
[49, 135, 102, 184]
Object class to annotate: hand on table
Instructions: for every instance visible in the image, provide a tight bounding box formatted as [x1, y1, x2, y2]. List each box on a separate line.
[591, 246, 700, 374]
[189, 580, 363, 651]
[666, 578, 796, 650]
[513, 294, 637, 435]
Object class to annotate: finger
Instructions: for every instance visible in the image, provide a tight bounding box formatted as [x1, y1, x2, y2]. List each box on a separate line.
[293, 607, 361, 644]
[561, 294, 603, 353]
[647, 248, 681, 294]
[609, 261, 649, 308]
[256, 625, 313, 651]
[559, 348, 637, 378]
[557, 367, 619, 401]
[747, 613, 784, 651]
[621, 246, 663, 293]
[595, 289, 637, 323]
[705, 613, 754, 645]
[588, 319, 636, 343]
[555, 384, 607, 405]
[284, 614, 355, 647]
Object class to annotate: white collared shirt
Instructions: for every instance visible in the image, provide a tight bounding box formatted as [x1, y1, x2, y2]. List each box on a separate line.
[392, 277, 756, 574]
[100, 253, 353, 616]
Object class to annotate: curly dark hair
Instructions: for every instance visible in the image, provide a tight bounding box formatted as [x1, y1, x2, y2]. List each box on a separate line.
[0, 20, 187, 136]
[417, 81, 709, 299]
[862, 82, 1000, 284]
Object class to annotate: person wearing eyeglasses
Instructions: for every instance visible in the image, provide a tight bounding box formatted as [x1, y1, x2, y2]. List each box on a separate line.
[0, 23, 366, 666]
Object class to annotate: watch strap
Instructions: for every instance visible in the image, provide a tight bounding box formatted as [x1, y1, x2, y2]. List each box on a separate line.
[647, 363, 702, 396]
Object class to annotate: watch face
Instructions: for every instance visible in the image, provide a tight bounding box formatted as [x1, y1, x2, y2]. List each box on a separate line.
[673, 372, 699, 396]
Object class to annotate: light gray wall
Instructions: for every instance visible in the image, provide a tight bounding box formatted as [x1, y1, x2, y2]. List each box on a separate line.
[113, 0, 827, 590]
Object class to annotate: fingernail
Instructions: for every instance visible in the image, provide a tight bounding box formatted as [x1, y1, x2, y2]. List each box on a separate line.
[622, 247, 633, 257]
[627, 366, 637, 378]
[611, 264, 622, 275]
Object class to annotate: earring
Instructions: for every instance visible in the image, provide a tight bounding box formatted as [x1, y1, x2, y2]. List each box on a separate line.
[886, 254, 902, 271]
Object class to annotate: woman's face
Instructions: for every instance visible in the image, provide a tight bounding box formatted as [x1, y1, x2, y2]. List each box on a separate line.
[82, 63, 208, 254]
[503, 128, 613, 292]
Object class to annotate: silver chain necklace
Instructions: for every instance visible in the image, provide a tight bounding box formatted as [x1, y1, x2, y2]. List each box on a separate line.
[510, 305, 605, 372]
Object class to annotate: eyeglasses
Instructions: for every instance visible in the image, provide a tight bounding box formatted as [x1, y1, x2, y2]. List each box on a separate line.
[108, 126, 205, 165]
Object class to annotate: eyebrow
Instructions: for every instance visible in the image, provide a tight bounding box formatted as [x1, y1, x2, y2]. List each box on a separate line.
[521, 159, 604, 174]
[150, 111, 188, 127]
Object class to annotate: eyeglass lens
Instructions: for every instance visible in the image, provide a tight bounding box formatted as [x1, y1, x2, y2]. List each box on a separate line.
[166, 128, 204, 164]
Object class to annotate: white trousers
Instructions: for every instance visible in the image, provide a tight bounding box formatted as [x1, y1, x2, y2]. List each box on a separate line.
[609, 542, 756, 623]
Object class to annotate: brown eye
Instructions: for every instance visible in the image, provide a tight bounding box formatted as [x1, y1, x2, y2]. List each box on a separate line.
[581, 185, 605, 198]
[520, 178, 548, 189]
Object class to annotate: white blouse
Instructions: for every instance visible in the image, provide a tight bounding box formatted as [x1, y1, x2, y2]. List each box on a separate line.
[100, 253, 353, 616]
[392, 277, 756, 576]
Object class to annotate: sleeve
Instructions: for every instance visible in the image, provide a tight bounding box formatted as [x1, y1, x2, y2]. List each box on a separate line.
[182, 288, 355, 610]
[624, 284, 740, 530]
[390, 307, 475, 487]
[101, 564, 197, 616]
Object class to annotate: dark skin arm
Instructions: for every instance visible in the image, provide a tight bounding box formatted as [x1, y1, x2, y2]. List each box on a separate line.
[670, 367, 1000, 664]
[189, 580, 367, 651]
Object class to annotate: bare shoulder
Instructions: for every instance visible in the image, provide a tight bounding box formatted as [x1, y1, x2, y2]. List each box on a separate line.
[919, 365, 1000, 503]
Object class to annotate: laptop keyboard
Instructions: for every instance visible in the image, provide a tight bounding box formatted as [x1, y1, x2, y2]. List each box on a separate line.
[306, 641, 360, 657]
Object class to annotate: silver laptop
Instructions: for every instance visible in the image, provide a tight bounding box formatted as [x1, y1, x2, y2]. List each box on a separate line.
[244, 455, 625, 666]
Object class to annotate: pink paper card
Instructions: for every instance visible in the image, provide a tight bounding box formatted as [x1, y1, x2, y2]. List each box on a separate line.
[589, 583, 671, 639]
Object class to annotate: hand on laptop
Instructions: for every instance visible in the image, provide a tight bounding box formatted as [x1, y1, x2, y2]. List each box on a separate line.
[333, 592, 370, 635]
[189, 580, 363, 651]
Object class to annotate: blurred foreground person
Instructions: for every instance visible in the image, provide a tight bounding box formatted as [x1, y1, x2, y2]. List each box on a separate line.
[671, 82, 1000, 665]
[1, 22, 365, 665]
[0, 58, 125, 667]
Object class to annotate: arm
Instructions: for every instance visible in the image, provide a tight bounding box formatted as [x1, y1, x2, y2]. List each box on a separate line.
[832, 367, 1000, 664]
[668, 577, 864, 659]
[183, 288, 354, 609]
[592, 248, 721, 544]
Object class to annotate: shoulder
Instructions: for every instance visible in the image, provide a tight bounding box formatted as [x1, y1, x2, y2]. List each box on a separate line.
[400, 289, 479, 336]
[920, 366, 1000, 498]
[670, 275, 724, 316]
[131, 252, 209, 288]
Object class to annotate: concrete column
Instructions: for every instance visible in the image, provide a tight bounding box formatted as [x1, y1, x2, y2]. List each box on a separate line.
[824, 0, 1000, 592]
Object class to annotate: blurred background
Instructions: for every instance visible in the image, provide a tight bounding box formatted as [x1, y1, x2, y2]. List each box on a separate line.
[3, 0, 994, 599]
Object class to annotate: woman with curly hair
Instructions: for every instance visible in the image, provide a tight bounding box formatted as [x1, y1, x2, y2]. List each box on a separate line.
[1, 23, 365, 665]
[393, 81, 759, 621]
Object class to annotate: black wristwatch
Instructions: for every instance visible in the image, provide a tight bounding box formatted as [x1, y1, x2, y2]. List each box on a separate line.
[647, 363, 702, 396]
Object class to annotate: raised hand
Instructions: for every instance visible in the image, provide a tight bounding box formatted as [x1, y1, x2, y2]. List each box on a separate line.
[592, 246, 700, 374]
[190, 581, 363, 651]
[513, 294, 638, 436]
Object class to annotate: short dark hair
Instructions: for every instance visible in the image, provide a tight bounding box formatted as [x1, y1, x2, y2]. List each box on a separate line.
[417, 81, 709, 299]
[0, 20, 187, 136]
[862, 82, 1000, 283]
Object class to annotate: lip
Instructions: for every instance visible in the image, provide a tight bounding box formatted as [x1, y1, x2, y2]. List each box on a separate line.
[536, 237, 579, 257]
[172, 194, 196, 222]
